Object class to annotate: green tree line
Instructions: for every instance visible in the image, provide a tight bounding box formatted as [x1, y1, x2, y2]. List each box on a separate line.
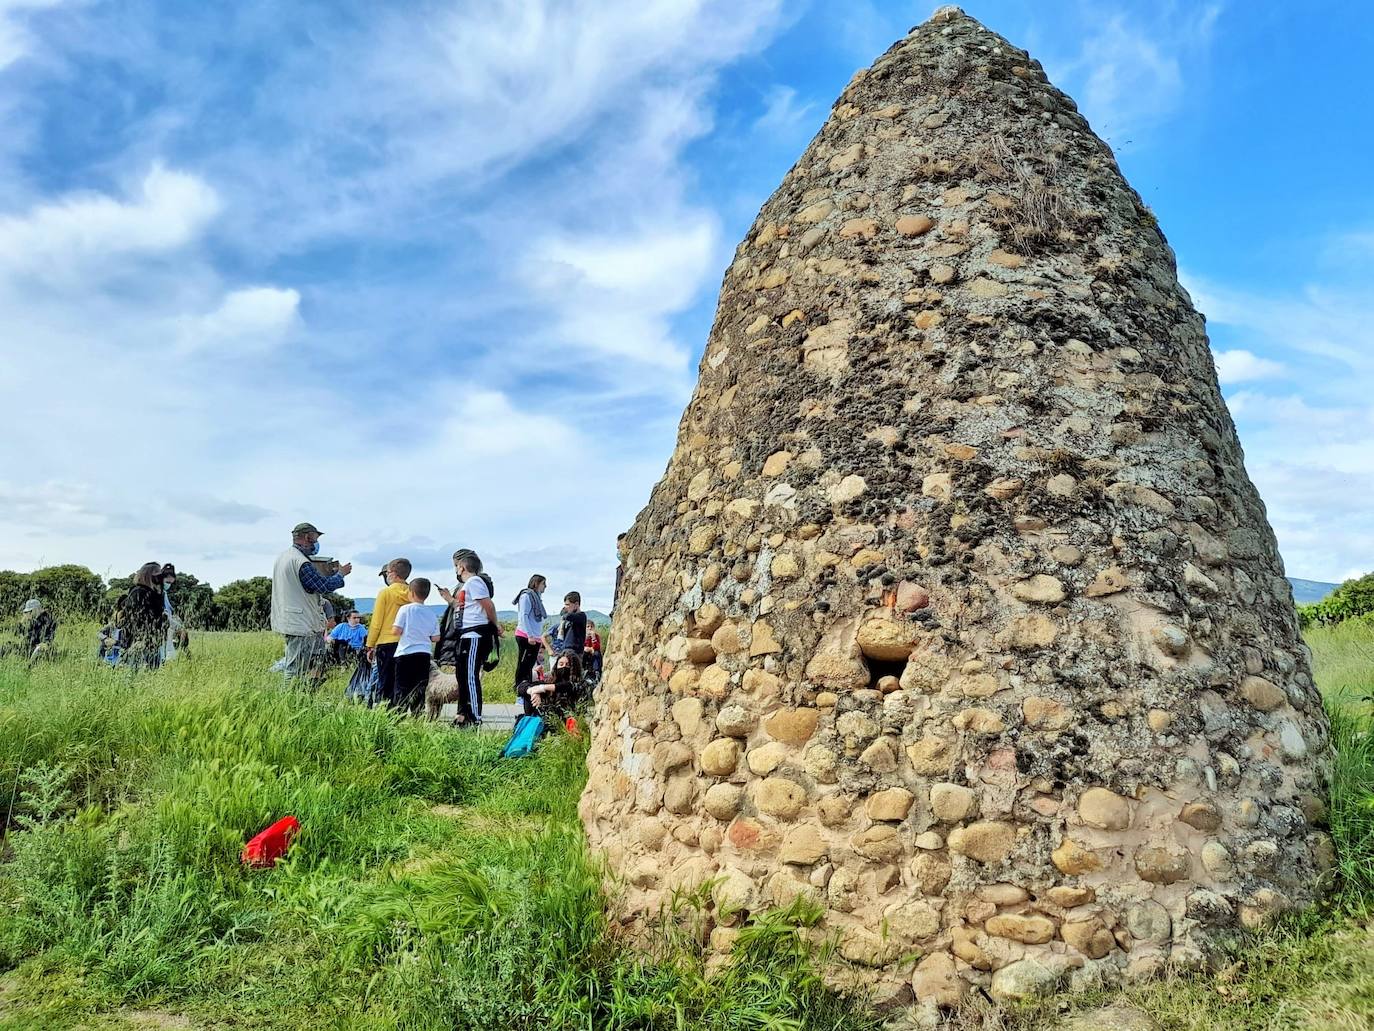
[0, 565, 352, 632]
[1298, 572, 1374, 629]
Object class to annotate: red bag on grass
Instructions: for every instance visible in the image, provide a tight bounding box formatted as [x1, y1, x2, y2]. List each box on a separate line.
[241, 816, 299, 868]
[564, 716, 581, 738]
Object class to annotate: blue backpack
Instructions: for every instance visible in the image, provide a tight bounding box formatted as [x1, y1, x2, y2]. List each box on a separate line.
[502, 715, 544, 758]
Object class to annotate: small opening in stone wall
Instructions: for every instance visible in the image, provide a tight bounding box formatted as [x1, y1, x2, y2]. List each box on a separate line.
[867, 656, 906, 689]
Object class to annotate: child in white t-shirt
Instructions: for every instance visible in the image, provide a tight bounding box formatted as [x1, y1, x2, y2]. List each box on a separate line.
[392, 578, 439, 714]
[441, 553, 499, 726]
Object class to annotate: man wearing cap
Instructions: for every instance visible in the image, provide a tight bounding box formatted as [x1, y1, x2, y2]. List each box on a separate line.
[270, 522, 352, 683]
[364, 557, 412, 707]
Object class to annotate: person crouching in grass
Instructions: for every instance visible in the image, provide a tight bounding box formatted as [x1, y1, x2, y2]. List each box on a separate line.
[392, 578, 439, 715]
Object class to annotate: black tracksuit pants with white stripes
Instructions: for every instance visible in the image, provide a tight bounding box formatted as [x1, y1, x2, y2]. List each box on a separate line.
[455, 631, 492, 726]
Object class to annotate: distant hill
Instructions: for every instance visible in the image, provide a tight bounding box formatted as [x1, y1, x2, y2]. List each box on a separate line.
[497, 609, 610, 625]
[1289, 578, 1339, 605]
[352, 598, 447, 619]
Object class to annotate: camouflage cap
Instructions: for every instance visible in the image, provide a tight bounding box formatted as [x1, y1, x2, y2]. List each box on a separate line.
[292, 522, 323, 535]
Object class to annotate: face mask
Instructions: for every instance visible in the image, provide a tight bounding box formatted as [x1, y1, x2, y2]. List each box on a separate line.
[308, 541, 320, 556]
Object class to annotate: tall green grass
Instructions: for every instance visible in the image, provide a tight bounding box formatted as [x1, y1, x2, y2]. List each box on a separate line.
[1307, 622, 1374, 908]
[1307, 618, 1374, 709]
[0, 627, 879, 1031]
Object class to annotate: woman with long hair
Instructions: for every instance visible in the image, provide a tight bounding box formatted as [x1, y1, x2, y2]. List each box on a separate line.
[520, 649, 582, 717]
[122, 562, 169, 669]
[511, 574, 548, 686]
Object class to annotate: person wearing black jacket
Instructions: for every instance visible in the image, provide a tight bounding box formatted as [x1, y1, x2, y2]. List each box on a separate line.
[519, 650, 582, 717]
[120, 562, 169, 669]
[558, 592, 587, 654]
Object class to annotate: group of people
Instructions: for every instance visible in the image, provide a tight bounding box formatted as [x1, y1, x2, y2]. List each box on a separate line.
[510, 574, 601, 716]
[99, 562, 188, 669]
[268, 522, 604, 727]
[1, 564, 186, 671]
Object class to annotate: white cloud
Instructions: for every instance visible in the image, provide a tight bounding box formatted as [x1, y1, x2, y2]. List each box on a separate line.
[426, 389, 573, 458]
[362, 0, 782, 180]
[167, 0, 783, 257]
[0, 167, 311, 573]
[1046, 3, 1222, 141]
[0, 164, 221, 277]
[754, 84, 815, 135]
[526, 219, 717, 371]
[176, 287, 300, 353]
[0, 0, 795, 606]
[1179, 258, 1374, 580]
[0, 0, 61, 70]
[535, 223, 715, 302]
[169, 494, 274, 526]
[1187, 271, 1374, 378]
[1211, 387, 1374, 581]
[1244, 454, 1374, 584]
[0, 480, 110, 533]
[1213, 348, 1283, 384]
[1075, 19, 1180, 134]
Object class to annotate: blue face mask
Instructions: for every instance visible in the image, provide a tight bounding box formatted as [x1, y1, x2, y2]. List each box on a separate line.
[308, 541, 320, 556]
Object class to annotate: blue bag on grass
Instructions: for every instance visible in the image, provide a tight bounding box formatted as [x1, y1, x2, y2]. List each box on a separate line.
[502, 715, 544, 758]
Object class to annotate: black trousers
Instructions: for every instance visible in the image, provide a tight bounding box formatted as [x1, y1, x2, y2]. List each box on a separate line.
[375, 642, 399, 706]
[515, 636, 541, 686]
[455, 632, 493, 725]
[395, 652, 430, 715]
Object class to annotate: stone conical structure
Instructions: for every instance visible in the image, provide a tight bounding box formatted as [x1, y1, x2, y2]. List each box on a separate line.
[580, 6, 1332, 1006]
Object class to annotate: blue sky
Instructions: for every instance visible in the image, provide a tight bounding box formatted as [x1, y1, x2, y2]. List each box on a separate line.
[1, 0, 1371, 608]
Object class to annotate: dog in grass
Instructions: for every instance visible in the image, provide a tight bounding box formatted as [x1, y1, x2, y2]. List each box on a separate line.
[424, 662, 462, 721]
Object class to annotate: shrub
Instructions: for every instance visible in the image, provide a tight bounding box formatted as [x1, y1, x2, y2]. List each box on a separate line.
[1300, 572, 1374, 628]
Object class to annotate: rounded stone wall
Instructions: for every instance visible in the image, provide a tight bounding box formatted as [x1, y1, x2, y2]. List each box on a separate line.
[579, 5, 1333, 1007]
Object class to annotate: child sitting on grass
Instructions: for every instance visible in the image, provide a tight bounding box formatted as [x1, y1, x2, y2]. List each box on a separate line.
[524, 651, 582, 716]
[392, 578, 439, 715]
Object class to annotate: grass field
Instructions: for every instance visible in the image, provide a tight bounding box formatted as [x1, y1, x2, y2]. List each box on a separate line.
[0, 622, 1370, 1029]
